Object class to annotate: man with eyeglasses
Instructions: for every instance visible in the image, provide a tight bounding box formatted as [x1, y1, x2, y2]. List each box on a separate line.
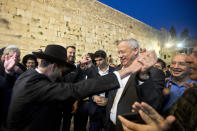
[118, 47, 197, 131]
[162, 53, 197, 111]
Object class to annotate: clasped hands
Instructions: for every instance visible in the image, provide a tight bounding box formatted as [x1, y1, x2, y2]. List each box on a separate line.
[128, 50, 158, 75]
[93, 95, 108, 106]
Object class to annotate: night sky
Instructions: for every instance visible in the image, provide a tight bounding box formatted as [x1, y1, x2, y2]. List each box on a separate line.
[97, 0, 197, 37]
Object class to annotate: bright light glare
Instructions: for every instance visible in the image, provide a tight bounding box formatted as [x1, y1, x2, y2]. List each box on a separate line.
[165, 43, 173, 48]
[177, 42, 184, 48]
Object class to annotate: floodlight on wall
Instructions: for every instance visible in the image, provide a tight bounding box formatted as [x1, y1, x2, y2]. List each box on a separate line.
[176, 42, 184, 48]
[165, 42, 173, 48]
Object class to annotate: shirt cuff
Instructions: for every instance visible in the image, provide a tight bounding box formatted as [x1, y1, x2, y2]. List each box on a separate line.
[5, 69, 14, 75]
[113, 71, 122, 88]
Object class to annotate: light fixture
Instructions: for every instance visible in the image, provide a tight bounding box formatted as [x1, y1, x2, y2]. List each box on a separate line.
[165, 42, 173, 48]
[176, 42, 184, 48]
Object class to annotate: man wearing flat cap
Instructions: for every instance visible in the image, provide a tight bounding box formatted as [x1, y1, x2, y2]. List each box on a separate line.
[2, 44, 157, 131]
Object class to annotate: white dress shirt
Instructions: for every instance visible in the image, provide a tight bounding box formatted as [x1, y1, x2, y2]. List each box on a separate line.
[35, 68, 43, 74]
[110, 71, 130, 124]
[98, 66, 109, 97]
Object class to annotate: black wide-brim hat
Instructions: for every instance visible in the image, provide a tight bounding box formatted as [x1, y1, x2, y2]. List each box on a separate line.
[33, 44, 75, 68]
[22, 54, 37, 65]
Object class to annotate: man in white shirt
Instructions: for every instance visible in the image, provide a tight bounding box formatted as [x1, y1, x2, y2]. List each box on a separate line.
[88, 50, 115, 131]
[105, 38, 163, 131]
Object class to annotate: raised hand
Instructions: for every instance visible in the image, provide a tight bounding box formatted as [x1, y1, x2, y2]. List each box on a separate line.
[118, 50, 157, 79]
[4, 53, 17, 72]
[119, 102, 175, 131]
[126, 57, 143, 75]
[79, 54, 92, 65]
[137, 50, 158, 72]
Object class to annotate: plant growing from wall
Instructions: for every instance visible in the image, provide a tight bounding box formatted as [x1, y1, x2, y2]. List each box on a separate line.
[13, 14, 22, 18]
[32, 18, 40, 22]
[39, 32, 43, 35]
[31, 35, 35, 39]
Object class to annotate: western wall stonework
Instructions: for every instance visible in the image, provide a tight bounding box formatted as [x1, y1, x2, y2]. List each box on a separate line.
[0, 0, 169, 63]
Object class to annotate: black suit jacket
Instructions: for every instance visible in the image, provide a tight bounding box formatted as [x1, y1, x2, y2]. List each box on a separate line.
[86, 65, 115, 115]
[2, 68, 120, 131]
[105, 67, 164, 131]
[0, 62, 18, 126]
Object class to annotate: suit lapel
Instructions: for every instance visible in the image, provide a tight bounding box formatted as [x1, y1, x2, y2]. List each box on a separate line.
[119, 74, 137, 101]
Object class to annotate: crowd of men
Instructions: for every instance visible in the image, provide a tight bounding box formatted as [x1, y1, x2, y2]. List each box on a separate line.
[0, 38, 196, 131]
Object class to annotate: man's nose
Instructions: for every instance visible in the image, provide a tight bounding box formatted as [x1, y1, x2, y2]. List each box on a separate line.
[174, 63, 180, 68]
[186, 55, 192, 63]
[118, 53, 122, 58]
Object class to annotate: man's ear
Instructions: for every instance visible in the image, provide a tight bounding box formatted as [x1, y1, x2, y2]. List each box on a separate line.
[50, 63, 57, 72]
[134, 47, 139, 56]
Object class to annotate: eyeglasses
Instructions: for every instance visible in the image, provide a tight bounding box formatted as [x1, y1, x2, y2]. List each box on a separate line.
[171, 62, 188, 66]
[192, 51, 197, 57]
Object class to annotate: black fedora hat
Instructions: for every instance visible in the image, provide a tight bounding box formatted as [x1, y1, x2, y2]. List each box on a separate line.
[22, 54, 37, 65]
[33, 44, 74, 68]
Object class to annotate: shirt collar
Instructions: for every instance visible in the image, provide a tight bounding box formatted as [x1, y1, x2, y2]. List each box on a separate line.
[168, 77, 196, 87]
[35, 68, 43, 74]
[98, 65, 109, 73]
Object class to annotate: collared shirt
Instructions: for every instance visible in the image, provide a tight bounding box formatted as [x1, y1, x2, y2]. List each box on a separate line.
[163, 78, 197, 111]
[98, 66, 109, 76]
[35, 68, 43, 74]
[110, 71, 130, 124]
[98, 66, 110, 97]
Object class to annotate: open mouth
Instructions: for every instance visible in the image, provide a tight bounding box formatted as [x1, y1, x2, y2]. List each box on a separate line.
[172, 70, 182, 74]
[120, 58, 126, 62]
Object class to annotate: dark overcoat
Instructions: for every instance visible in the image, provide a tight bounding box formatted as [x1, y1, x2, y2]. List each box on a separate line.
[2, 68, 119, 131]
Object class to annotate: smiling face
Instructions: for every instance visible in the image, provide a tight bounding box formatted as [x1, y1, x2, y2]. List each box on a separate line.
[26, 59, 36, 69]
[117, 41, 138, 68]
[186, 46, 197, 80]
[66, 47, 76, 63]
[170, 54, 190, 79]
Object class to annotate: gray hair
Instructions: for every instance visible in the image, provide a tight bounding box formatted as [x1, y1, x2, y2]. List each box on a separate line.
[3, 45, 20, 55]
[118, 38, 140, 55]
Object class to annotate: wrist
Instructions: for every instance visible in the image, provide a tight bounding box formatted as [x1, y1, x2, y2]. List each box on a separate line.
[138, 72, 150, 81]
[129, 66, 140, 75]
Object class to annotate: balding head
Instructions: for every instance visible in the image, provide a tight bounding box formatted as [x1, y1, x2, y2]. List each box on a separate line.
[170, 54, 190, 80]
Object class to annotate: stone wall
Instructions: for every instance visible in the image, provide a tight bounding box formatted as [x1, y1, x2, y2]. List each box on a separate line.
[0, 0, 168, 64]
